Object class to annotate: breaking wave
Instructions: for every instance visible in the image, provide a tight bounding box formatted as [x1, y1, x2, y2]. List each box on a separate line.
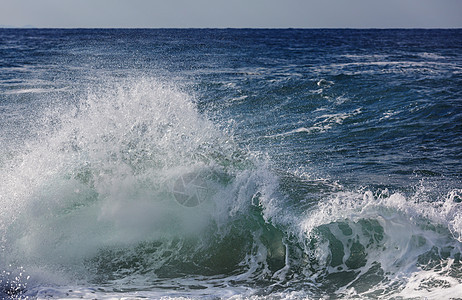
[0, 78, 461, 299]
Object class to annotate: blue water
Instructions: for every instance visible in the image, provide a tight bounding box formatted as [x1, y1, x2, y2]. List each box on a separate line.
[0, 29, 461, 299]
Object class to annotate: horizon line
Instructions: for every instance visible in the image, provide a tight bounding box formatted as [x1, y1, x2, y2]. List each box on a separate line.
[1, 26, 461, 30]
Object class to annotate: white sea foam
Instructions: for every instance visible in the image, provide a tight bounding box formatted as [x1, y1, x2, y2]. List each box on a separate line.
[265, 108, 362, 138]
[0, 79, 230, 277]
[311, 60, 462, 76]
[0, 78, 283, 298]
[298, 187, 462, 298]
[1, 76, 461, 299]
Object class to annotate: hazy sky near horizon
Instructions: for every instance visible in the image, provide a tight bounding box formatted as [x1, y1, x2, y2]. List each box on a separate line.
[1, 0, 461, 28]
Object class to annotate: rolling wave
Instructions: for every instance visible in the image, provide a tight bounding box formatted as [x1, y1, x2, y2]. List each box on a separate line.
[0, 78, 461, 299]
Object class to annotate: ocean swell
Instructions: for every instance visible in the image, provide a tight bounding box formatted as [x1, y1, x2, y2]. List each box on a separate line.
[0, 78, 461, 299]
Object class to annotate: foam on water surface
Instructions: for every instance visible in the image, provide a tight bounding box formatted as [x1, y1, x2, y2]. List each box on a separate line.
[1, 29, 461, 299]
[1, 78, 461, 299]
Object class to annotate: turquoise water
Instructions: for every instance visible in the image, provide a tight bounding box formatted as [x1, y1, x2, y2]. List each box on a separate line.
[0, 29, 461, 299]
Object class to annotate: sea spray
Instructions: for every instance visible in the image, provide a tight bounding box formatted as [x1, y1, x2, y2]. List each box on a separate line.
[0, 78, 286, 296]
[1, 28, 461, 299]
[1, 77, 461, 299]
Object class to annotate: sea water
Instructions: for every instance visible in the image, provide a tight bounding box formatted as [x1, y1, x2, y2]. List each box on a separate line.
[0, 29, 461, 299]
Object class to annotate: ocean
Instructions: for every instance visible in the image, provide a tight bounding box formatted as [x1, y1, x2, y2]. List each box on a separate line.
[0, 29, 461, 299]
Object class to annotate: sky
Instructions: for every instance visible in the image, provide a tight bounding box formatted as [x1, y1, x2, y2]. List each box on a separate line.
[1, 0, 461, 28]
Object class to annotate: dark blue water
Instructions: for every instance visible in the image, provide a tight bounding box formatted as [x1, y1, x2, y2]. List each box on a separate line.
[1, 29, 461, 299]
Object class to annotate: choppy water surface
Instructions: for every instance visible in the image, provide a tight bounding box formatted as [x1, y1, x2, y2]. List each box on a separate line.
[0, 29, 461, 299]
